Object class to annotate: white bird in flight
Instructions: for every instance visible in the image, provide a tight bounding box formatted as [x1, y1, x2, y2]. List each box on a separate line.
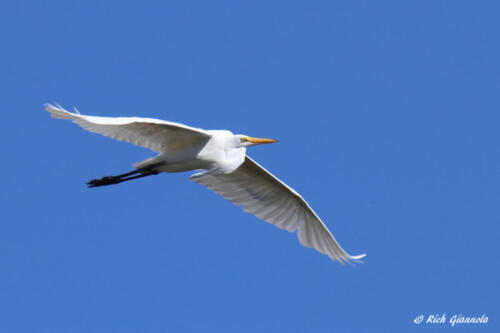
[45, 103, 365, 264]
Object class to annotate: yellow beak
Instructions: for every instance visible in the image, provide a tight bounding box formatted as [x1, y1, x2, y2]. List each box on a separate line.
[245, 137, 278, 145]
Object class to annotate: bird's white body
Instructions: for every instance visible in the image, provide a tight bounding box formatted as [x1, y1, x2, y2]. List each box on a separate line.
[45, 103, 366, 264]
[131, 130, 246, 174]
[151, 130, 245, 173]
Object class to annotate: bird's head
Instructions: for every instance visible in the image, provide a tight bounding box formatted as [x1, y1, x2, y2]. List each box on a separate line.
[235, 134, 278, 148]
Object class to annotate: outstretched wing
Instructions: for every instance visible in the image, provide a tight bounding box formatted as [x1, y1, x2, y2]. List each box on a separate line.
[45, 104, 210, 153]
[190, 156, 366, 263]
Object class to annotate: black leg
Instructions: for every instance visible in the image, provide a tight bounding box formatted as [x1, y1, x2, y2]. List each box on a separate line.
[87, 163, 163, 188]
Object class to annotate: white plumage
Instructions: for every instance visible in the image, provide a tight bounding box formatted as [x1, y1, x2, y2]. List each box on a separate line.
[45, 103, 366, 264]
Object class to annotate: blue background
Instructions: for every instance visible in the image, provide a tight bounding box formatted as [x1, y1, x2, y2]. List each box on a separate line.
[1, 1, 498, 332]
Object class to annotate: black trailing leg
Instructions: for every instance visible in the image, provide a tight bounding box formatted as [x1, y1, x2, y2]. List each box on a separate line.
[87, 163, 164, 188]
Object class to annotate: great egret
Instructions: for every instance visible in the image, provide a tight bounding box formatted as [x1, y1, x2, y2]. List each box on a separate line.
[45, 103, 365, 264]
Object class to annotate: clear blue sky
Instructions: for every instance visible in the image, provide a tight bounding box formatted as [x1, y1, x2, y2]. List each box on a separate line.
[1, 1, 498, 332]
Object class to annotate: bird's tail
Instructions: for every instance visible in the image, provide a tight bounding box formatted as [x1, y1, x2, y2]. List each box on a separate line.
[133, 156, 165, 171]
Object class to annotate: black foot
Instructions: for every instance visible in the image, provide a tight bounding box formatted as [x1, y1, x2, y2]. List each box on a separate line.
[87, 176, 122, 187]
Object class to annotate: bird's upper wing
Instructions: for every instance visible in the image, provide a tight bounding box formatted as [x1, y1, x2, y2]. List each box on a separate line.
[190, 156, 366, 263]
[45, 104, 210, 153]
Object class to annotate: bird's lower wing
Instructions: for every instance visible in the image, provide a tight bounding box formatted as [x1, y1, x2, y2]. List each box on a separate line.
[190, 156, 366, 264]
[45, 104, 210, 153]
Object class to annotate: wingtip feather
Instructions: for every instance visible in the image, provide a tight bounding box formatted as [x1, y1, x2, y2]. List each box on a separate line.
[344, 253, 367, 265]
[350, 253, 367, 260]
[44, 103, 77, 119]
